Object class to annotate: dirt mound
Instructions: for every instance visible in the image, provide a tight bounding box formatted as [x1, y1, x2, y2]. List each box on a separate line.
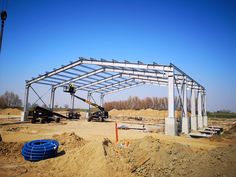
[103, 136, 236, 177]
[221, 123, 236, 141]
[0, 135, 24, 160]
[227, 122, 236, 133]
[52, 132, 86, 151]
[109, 109, 184, 120]
[0, 141, 23, 156]
[0, 108, 22, 115]
[0, 134, 236, 177]
[210, 123, 236, 142]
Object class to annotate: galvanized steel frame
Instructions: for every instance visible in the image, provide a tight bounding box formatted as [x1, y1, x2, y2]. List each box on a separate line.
[23, 57, 206, 122]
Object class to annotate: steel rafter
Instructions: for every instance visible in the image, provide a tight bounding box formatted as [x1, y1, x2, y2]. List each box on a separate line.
[104, 82, 145, 95]
[26, 57, 205, 94]
[91, 78, 135, 93]
[77, 74, 121, 90]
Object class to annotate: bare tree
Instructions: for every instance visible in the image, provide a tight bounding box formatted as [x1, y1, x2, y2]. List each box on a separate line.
[0, 91, 22, 108]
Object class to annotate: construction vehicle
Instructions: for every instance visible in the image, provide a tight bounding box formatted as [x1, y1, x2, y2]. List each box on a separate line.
[66, 110, 81, 119]
[28, 106, 68, 124]
[64, 85, 109, 122]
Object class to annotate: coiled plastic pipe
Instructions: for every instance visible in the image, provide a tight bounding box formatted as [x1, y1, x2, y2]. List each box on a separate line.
[22, 139, 59, 161]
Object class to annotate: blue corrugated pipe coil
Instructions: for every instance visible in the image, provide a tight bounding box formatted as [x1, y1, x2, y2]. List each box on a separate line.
[22, 139, 59, 161]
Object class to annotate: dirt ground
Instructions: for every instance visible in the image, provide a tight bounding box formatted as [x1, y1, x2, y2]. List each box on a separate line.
[0, 108, 22, 115]
[0, 109, 236, 177]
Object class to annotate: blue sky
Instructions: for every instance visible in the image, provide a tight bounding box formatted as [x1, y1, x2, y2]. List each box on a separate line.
[0, 0, 236, 111]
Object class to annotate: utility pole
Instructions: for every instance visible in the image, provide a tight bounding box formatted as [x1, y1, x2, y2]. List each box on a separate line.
[0, 10, 7, 53]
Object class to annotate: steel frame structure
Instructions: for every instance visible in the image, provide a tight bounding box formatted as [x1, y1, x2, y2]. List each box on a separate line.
[23, 57, 207, 135]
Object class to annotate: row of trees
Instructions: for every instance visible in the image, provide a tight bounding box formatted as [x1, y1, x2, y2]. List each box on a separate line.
[0, 91, 71, 109]
[104, 96, 191, 111]
[0, 91, 22, 108]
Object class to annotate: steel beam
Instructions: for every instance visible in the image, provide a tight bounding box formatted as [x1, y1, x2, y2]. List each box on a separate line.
[81, 57, 172, 72]
[27, 59, 83, 85]
[43, 79, 61, 84]
[170, 63, 205, 90]
[77, 74, 121, 90]
[104, 82, 144, 95]
[105, 68, 167, 78]
[54, 68, 104, 88]
[36, 82, 54, 86]
[91, 78, 134, 93]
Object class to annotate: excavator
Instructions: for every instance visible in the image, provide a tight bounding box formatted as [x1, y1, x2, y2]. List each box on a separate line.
[64, 84, 108, 122]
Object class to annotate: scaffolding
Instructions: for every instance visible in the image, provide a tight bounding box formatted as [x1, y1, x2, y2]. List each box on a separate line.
[23, 57, 207, 135]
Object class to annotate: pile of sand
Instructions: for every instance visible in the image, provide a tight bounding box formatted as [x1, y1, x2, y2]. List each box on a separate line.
[103, 136, 236, 177]
[109, 109, 184, 120]
[0, 141, 23, 157]
[52, 132, 86, 151]
[0, 108, 22, 115]
[0, 134, 236, 177]
[0, 134, 23, 158]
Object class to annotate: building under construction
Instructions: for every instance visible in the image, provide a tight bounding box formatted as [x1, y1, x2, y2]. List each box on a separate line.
[22, 57, 207, 136]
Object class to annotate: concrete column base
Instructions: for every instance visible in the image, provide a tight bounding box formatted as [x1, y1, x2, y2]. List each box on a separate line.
[165, 117, 177, 136]
[191, 116, 198, 131]
[21, 112, 28, 121]
[21, 112, 25, 122]
[182, 117, 190, 134]
[203, 116, 208, 127]
[198, 116, 203, 129]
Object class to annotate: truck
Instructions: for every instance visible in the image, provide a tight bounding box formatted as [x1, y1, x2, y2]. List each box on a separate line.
[28, 106, 68, 123]
[64, 85, 109, 122]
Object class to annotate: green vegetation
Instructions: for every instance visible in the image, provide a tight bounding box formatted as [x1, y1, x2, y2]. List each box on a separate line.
[208, 111, 236, 119]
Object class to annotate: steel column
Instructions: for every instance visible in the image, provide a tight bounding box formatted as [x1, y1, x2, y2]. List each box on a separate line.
[87, 92, 91, 116]
[182, 77, 189, 134]
[197, 90, 203, 129]
[203, 93, 208, 127]
[165, 70, 177, 135]
[50, 87, 56, 112]
[22, 85, 30, 121]
[191, 88, 197, 130]
[71, 93, 75, 113]
[100, 94, 104, 107]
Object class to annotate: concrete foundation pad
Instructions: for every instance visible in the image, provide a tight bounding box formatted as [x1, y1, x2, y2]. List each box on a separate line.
[191, 116, 197, 131]
[165, 117, 177, 136]
[198, 116, 203, 129]
[182, 117, 189, 134]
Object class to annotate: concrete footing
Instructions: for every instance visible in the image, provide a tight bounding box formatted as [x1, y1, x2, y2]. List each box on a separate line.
[203, 116, 208, 127]
[21, 112, 25, 122]
[191, 116, 198, 130]
[198, 116, 203, 129]
[182, 117, 189, 134]
[165, 117, 177, 136]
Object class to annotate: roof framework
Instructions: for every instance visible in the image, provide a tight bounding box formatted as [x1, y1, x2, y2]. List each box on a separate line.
[23, 57, 208, 136]
[26, 57, 205, 95]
